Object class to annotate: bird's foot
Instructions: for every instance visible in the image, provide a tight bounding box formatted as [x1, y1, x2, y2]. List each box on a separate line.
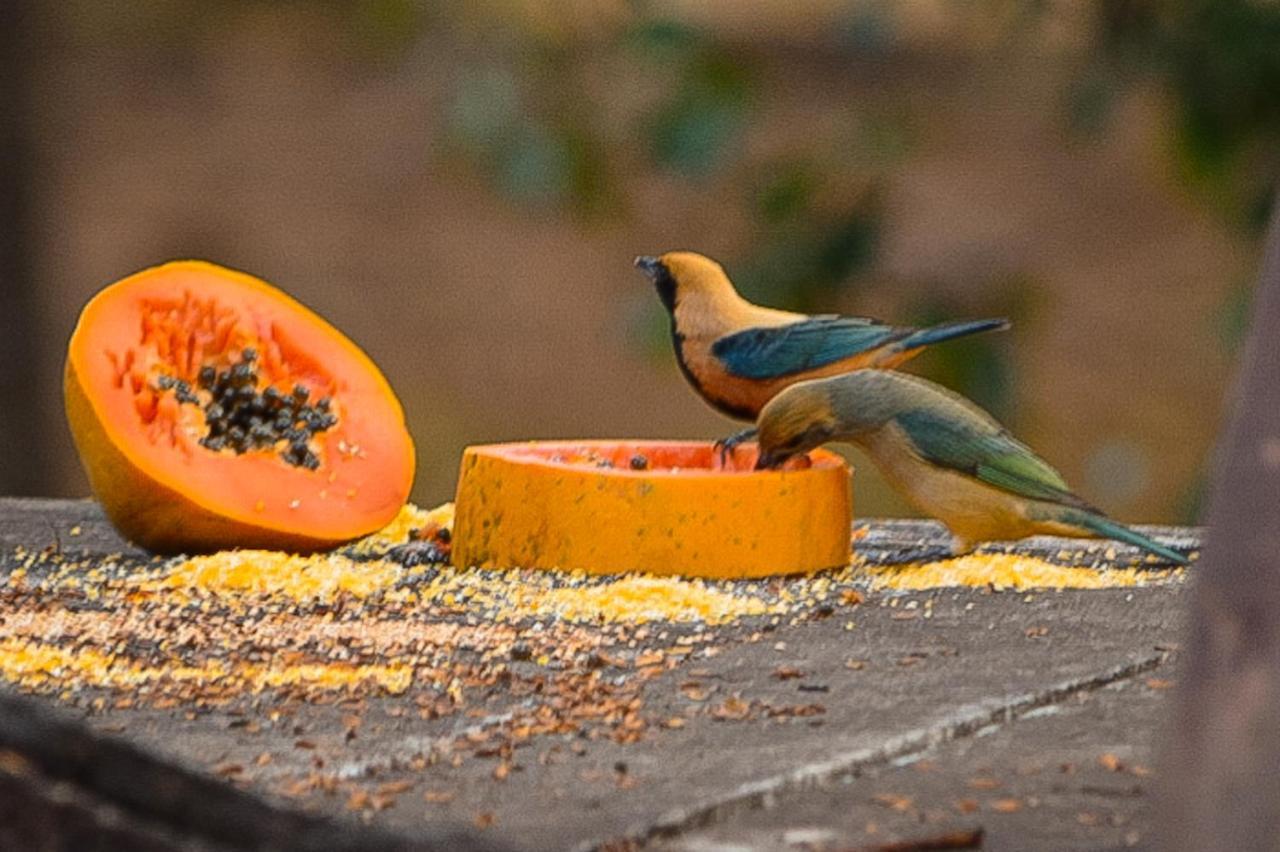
[713, 428, 757, 468]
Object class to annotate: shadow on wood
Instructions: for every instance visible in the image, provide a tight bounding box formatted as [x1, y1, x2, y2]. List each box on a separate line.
[0, 692, 511, 851]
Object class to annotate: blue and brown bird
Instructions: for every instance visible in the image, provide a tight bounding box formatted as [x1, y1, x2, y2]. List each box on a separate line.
[634, 251, 1008, 450]
[753, 369, 1190, 565]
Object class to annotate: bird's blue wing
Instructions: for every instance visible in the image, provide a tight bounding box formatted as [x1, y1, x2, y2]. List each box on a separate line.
[711, 316, 899, 380]
[895, 407, 1096, 510]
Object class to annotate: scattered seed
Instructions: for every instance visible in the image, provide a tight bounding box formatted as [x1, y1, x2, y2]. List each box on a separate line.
[872, 793, 913, 812]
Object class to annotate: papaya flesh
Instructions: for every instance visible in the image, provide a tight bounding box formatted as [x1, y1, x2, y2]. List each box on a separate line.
[452, 441, 852, 578]
[65, 261, 415, 553]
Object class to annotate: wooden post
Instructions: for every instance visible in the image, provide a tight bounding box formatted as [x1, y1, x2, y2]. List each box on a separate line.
[1156, 205, 1280, 849]
[0, 1, 50, 496]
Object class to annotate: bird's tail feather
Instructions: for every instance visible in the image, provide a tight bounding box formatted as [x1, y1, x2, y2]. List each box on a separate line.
[1057, 509, 1190, 566]
[893, 318, 1010, 353]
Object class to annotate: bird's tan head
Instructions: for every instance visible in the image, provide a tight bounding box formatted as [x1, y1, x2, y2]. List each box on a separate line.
[634, 251, 734, 314]
[755, 382, 839, 470]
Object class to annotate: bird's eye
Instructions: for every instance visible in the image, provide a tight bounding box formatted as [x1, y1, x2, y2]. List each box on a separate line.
[803, 424, 832, 446]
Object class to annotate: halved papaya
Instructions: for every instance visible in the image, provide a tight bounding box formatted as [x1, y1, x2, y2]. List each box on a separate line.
[452, 440, 852, 578]
[64, 261, 415, 553]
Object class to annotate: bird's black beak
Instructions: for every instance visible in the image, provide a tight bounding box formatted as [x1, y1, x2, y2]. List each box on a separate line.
[635, 255, 677, 311]
[755, 451, 782, 471]
[634, 256, 662, 279]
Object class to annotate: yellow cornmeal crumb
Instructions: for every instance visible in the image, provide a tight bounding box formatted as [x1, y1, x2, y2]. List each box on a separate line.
[159, 551, 402, 601]
[531, 575, 781, 625]
[0, 639, 411, 695]
[0, 501, 1189, 704]
[248, 661, 411, 693]
[143, 503, 786, 626]
[147, 506, 1181, 621]
[150, 503, 447, 602]
[866, 553, 1181, 592]
[399, 568, 785, 626]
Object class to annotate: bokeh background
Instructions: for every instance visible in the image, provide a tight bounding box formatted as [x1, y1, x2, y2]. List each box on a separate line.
[1, 0, 1275, 522]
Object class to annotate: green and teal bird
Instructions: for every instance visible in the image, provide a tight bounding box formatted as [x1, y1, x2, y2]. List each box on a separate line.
[754, 369, 1190, 565]
[634, 251, 1008, 439]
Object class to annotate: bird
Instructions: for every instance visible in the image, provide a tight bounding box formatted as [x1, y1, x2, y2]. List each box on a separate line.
[753, 369, 1190, 565]
[634, 250, 1008, 453]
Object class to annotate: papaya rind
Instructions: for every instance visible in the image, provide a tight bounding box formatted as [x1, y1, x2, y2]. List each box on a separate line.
[452, 440, 852, 578]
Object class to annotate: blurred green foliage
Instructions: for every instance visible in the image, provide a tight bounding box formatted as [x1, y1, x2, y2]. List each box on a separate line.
[446, 65, 612, 208]
[49, 1, 1280, 516]
[58, 0, 1280, 238]
[733, 192, 884, 313]
[348, 0, 430, 59]
[1078, 0, 1280, 231]
[442, 16, 762, 211]
[646, 52, 754, 176]
[425, 0, 1280, 420]
[1069, 0, 1280, 521]
[906, 301, 1014, 422]
[1215, 278, 1255, 356]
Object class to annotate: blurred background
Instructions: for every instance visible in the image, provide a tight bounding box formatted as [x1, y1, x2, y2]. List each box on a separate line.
[1, 0, 1275, 522]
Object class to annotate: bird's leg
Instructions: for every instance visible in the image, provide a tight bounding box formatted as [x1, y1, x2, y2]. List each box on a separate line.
[950, 537, 979, 558]
[713, 427, 758, 467]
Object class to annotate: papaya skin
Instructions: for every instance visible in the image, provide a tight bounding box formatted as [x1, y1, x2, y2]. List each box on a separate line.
[452, 441, 852, 578]
[64, 260, 415, 554]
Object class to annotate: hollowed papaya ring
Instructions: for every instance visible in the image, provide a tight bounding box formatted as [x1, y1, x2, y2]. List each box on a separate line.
[452, 440, 852, 578]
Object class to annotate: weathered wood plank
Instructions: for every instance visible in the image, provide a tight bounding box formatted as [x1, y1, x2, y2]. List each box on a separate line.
[0, 692, 507, 852]
[0, 496, 1200, 568]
